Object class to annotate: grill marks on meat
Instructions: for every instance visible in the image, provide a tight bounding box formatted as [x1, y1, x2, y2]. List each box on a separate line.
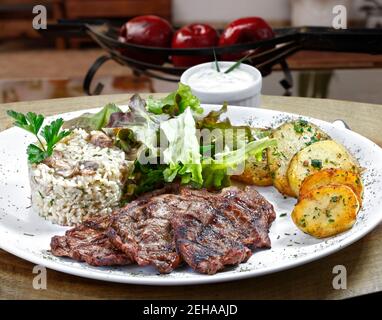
[107, 195, 182, 273]
[172, 212, 252, 274]
[171, 186, 275, 274]
[214, 186, 275, 248]
[50, 225, 131, 266]
[50, 185, 275, 275]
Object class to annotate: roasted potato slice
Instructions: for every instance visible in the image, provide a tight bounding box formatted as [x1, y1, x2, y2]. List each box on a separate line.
[287, 140, 360, 197]
[299, 169, 363, 205]
[292, 185, 359, 238]
[232, 151, 272, 186]
[267, 120, 330, 196]
[233, 128, 272, 186]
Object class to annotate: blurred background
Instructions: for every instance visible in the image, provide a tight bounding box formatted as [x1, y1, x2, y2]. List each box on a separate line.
[0, 0, 382, 104]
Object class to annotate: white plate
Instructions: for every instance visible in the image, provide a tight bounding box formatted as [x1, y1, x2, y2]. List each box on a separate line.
[1, 105, 382, 286]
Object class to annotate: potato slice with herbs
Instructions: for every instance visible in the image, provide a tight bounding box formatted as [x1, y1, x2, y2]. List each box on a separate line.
[287, 140, 360, 197]
[299, 168, 363, 205]
[267, 120, 330, 196]
[232, 151, 272, 186]
[292, 185, 359, 238]
[233, 128, 272, 186]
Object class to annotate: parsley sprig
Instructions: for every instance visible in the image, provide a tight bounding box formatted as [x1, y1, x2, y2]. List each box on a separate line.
[7, 110, 71, 164]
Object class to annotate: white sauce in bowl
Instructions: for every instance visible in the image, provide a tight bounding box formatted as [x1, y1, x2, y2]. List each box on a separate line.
[186, 64, 255, 93]
[180, 61, 262, 107]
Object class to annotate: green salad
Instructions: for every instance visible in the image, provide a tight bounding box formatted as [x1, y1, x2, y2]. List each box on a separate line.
[8, 83, 276, 199]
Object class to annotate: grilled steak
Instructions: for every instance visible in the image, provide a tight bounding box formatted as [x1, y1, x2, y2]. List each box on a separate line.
[171, 186, 275, 274]
[50, 184, 275, 275]
[50, 224, 131, 266]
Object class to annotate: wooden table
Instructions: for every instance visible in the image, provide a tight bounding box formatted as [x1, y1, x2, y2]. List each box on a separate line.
[1, 94, 382, 299]
[285, 51, 382, 70]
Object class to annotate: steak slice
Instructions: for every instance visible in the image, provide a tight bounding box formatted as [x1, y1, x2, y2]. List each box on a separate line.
[171, 186, 275, 274]
[171, 202, 252, 275]
[214, 186, 275, 248]
[107, 193, 182, 274]
[50, 224, 131, 266]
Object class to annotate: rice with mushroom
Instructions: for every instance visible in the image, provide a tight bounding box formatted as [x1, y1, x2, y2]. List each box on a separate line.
[29, 128, 133, 226]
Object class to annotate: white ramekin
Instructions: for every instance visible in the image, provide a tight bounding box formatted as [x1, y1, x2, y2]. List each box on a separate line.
[180, 61, 262, 108]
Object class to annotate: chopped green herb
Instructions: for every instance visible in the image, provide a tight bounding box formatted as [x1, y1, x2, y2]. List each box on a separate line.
[23, 233, 35, 237]
[311, 159, 323, 169]
[293, 119, 308, 134]
[272, 150, 287, 160]
[279, 213, 287, 217]
[279, 151, 287, 160]
[294, 125, 304, 134]
[306, 135, 319, 146]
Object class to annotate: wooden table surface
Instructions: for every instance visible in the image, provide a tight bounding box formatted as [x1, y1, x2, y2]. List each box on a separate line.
[1, 94, 382, 300]
[285, 51, 382, 70]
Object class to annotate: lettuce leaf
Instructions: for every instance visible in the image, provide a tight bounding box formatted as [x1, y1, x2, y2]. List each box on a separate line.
[147, 83, 203, 116]
[201, 138, 277, 189]
[160, 107, 203, 186]
[196, 103, 231, 130]
[63, 103, 122, 131]
[103, 127, 145, 161]
[104, 94, 169, 161]
[196, 103, 255, 153]
[131, 162, 167, 196]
